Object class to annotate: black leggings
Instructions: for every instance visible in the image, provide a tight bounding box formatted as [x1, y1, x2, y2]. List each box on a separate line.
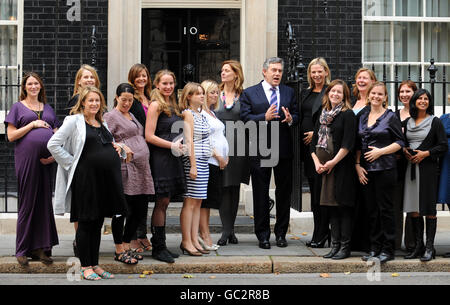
[112, 195, 149, 244]
[76, 218, 104, 267]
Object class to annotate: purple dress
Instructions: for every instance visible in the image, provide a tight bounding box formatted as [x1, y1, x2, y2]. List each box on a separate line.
[4, 102, 59, 257]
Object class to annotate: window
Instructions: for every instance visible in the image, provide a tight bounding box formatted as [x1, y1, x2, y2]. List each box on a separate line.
[363, 0, 450, 113]
[0, 0, 22, 122]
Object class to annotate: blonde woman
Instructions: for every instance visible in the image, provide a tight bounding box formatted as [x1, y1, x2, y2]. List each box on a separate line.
[179, 82, 211, 256]
[300, 57, 331, 248]
[199, 80, 229, 250]
[48, 86, 131, 280]
[66, 64, 100, 115]
[351, 67, 377, 115]
[145, 70, 186, 263]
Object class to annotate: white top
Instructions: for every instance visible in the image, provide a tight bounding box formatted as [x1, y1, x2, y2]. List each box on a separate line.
[202, 110, 229, 166]
[261, 80, 280, 112]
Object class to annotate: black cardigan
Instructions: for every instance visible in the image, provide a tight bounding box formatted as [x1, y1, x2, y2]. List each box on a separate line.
[404, 116, 448, 215]
[311, 109, 357, 207]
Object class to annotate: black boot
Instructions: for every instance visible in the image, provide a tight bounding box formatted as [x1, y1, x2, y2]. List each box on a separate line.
[420, 218, 437, 262]
[405, 217, 424, 259]
[324, 211, 340, 258]
[151, 226, 175, 263]
[332, 212, 352, 260]
[323, 241, 340, 258]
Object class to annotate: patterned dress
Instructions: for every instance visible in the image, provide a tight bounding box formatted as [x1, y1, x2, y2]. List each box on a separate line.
[183, 109, 211, 199]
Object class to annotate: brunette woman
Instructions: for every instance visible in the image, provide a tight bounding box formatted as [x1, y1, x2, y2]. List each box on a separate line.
[146, 70, 186, 263]
[179, 83, 211, 256]
[356, 82, 404, 263]
[402, 89, 447, 261]
[394, 80, 418, 252]
[300, 57, 331, 248]
[5, 72, 59, 266]
[48, 86, 130, 280]
[127, 63, 153, 253]
[104, 83, 155, 264]
[216, 60, 250, 246]
[199, 80, 229, 251]
[310, 80, 356, 259]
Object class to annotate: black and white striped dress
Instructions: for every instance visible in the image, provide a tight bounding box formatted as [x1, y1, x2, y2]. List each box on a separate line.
[183, 109, 211, 199]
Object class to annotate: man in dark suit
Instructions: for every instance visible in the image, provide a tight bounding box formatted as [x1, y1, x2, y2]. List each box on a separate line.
[240, 57, 299, 249]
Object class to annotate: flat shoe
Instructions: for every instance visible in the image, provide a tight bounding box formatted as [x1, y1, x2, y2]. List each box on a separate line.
[17, 256, 29, 266]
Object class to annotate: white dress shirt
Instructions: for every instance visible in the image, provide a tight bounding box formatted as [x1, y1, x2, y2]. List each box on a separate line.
[261, 80, 280, 112]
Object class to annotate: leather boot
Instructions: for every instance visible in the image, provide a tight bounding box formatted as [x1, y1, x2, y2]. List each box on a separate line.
[405, 217, 425, 259]
[420, 218, 437, 262]
[324, 210, 340, 258]
[332, 213, 352, 260]
[150, 226, 175, 263]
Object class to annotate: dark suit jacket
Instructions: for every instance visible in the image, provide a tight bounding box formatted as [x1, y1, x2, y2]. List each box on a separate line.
[240, 81, 299, 160]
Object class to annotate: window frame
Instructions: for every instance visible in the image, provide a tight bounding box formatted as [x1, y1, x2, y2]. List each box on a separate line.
[362, 0, 450, 113]
[0, 0, 23, 73]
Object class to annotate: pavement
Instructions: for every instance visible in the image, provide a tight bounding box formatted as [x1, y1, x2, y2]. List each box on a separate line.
[1, 230, 450, 275]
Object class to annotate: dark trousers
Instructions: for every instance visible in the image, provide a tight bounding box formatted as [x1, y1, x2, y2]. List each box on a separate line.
[112, 195, 149, 244]
[76, 218, 104, 267]
[250, 157, 292, 241]
[218, 185, 240, 238]
[308, 175, 330, 242]
[362, 169, 397, 255]
[329, 206, 353, 245]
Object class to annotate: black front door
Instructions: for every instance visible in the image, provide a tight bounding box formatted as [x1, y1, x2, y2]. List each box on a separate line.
[142, 8, 240, 87]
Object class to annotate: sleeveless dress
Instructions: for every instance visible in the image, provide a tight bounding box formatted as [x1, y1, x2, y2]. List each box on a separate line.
[150, 111, 186, 197]
[182, 109, 211, 199]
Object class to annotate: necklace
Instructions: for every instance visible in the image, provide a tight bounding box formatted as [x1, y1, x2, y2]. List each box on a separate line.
[221, 91, 239, 110]
[24, 100, 42, 119]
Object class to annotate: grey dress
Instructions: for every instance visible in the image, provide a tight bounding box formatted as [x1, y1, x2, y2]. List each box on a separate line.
[216, 97, 250, 187]
[403, 116, 433, 213]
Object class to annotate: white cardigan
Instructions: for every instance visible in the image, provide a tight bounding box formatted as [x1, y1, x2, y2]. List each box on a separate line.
[47, 114, 123, 215]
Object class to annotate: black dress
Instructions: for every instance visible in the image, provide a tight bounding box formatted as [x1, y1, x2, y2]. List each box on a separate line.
[150, 111, 186, 197]
[70, 122, 127, 222]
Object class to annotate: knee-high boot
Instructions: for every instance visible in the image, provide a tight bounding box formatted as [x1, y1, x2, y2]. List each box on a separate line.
[404, 217, 424, 259]
[151, 226, 175, 263]
[420, 218, 437, 262]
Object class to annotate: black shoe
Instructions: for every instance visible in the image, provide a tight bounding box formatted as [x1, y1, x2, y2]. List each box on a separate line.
[228, 232, 238, 244]
[444, 253, 450, 258]
[276, 237, 288, 248]
[309, 234, 330, 248]
[377, 252, 394, 264]
[152, 248, 175, 263]
[259, 240, 271, 249]
[361, 251, 380, 262]
[323, 244, 340, 259]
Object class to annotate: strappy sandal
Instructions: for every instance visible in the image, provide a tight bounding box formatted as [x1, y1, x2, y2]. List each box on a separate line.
[138, 238, 152, 251]
[127, 250, 143, 260]
[80, 267, 102, 281]
[93, 266, 114, 279]
[114, 251, 138, 265]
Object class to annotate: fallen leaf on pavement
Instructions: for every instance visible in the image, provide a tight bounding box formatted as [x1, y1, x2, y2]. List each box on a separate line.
[209, 276, 216, 279]
[344, 272, 351, 275]
[139, 275, 146, 278]
[290, 236, 300, 240]
[320, 273, 331, 278]
[391, 273, 400, 277]
[143, 270, 154, 275]
[183, 274, 194, 278]
[301, 232, 308, 236]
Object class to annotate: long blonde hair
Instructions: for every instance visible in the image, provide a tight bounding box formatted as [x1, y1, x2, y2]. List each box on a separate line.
[219, 60, 244, 95]
[151, 69, 180, 117]
[200, 80, 220, 111]
[72, 64, 100, 97]
[70, 86, 107, 122]
[307, 57, 331, 89]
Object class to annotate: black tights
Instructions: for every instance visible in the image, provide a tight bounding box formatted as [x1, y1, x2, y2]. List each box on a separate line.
[76, 218, 104, 267]
[112, 195, 149, 244]
[151, 196, 170, 227]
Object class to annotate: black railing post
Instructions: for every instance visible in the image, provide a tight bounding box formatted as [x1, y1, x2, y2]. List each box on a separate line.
[419, 64, 423, 88]
[408, 64, 411, 80]
[442, 66, 446, 114]
[394, 64, 399, 111]
[428, 58, 438, 107]
[91, 25, 97, 68]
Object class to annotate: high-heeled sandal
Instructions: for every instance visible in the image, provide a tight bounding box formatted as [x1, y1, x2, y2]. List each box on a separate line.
[179, 244, 202, 256]
[138, 238, 152, 251]
[127, 250, 143, 260]
[198, 237, 220, 251]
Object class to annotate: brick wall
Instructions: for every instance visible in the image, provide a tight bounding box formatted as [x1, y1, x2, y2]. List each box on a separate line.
[278, 0, 362, 82]
[22, 0, 108, 120]
[1, 1, 108, 200]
